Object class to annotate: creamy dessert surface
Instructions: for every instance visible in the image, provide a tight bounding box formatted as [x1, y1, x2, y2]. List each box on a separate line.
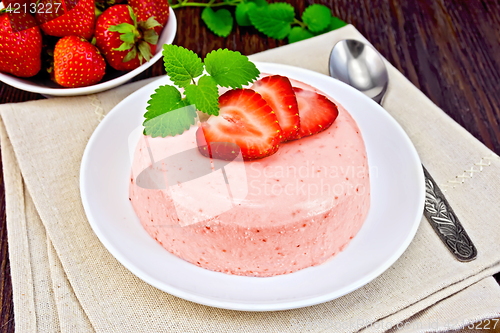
[129, 78, 371, 276]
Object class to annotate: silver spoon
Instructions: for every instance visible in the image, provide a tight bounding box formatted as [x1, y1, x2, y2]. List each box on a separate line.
[329, 39, 477, 262]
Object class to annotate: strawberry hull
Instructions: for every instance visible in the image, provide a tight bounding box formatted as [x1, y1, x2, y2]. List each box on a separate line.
[128, 0, 169, 35]
[95, 4, 158, 71]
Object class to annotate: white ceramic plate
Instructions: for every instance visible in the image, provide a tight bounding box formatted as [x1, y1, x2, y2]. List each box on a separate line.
[80, 62, 425, 311]
[0, 7, 176, 97]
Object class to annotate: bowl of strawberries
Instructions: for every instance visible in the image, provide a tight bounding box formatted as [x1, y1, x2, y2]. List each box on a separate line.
[0, 0, 176, 96]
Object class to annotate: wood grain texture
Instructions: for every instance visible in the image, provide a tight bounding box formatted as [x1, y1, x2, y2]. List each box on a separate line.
[1, 0, 500, 331]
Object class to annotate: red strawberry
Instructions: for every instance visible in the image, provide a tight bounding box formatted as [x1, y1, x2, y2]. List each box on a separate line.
[0, 12, 42, 77]
[293, 87, 339, 138]
[128, 0, 169, 35]
[53, 36, 105, 88]
[35, 0, 95, 40]
[251, 75, 299, 142]
[95, 5, 160, 71]
[196, 89, 282, 161]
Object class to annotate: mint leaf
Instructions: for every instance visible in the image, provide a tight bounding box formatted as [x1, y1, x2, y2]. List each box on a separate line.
[201, 7, 233, 37]
[143, 85, 196, 137]
[144, 103, 196, 137]
[301, 4, 331, 33]
[185, 75, 220, 116]
[249, 0, 268, 7]
[235, 2, 257, 27]
[327, 16, 347, 31]
[288, 27, 314, 43]
[314, 16, 348, 36]
[144, 85, 183, 119]
[162, 45, 204, 88]
[145, 46, 262, 137]
[204, 49, 260, 88]
[248, 3, 295, 39]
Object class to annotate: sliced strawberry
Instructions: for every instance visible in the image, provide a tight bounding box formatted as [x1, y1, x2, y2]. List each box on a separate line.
[293, 87, 339, 138]
[196, 89, 282, 161]
[251, 75, 299, 142]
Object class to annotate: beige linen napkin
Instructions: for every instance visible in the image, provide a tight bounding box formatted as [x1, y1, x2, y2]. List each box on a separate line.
[2, 25, 500, 333]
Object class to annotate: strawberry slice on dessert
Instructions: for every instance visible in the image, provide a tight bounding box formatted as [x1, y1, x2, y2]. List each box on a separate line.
[293, 87, 339, 138]
[251, 75, 299, 142]
[196, 89, 282, 161]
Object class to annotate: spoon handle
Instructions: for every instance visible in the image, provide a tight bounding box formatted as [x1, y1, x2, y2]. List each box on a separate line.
[422, 166, 477, 261]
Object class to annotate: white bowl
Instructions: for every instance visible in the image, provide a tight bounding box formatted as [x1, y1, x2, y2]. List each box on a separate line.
[0, 7, 176, 97]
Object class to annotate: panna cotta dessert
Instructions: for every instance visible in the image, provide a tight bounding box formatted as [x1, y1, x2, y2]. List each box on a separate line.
[129, 74, 370, 277]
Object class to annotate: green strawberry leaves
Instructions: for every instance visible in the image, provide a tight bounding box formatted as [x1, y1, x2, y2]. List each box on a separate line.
[143, 45, 261, 137]
[108, 5, 160, 65]
[138, 16, 163, 31]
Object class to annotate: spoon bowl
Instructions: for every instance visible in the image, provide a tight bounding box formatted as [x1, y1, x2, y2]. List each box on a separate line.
[329, 39, 388, 104]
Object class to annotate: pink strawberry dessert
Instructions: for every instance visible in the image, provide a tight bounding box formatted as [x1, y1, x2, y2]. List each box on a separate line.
[129, 75, 370, 277]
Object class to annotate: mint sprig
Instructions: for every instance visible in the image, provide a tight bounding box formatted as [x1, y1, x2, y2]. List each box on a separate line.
[184, 75, 220, 116]
[204, 48, 261, 88]
[162, 45, 204, 88]
[143, 86, 194, 137]
[287, 27, 314, 44]
[143, 45, 260, 137]
[169, 1, 347, 43]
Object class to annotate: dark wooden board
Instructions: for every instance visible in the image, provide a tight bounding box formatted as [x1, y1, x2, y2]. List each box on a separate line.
[1, 1, 500, 331]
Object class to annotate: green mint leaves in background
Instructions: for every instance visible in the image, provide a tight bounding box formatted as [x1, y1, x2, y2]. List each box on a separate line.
[168, 0, 347, 43]
[248, 3, 295, 39]
[301, 4, 332, 32]
[201, 7, 234, 37]
[143, 45, 260, 137]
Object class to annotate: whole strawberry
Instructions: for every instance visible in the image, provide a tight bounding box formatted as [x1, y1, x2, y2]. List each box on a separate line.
[128, 0, 169, 35]
[36, 0, 95, 40]
[0, 12, 42, 78]
[95, 5, 160, 71]
[53, 36, 106, 88]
